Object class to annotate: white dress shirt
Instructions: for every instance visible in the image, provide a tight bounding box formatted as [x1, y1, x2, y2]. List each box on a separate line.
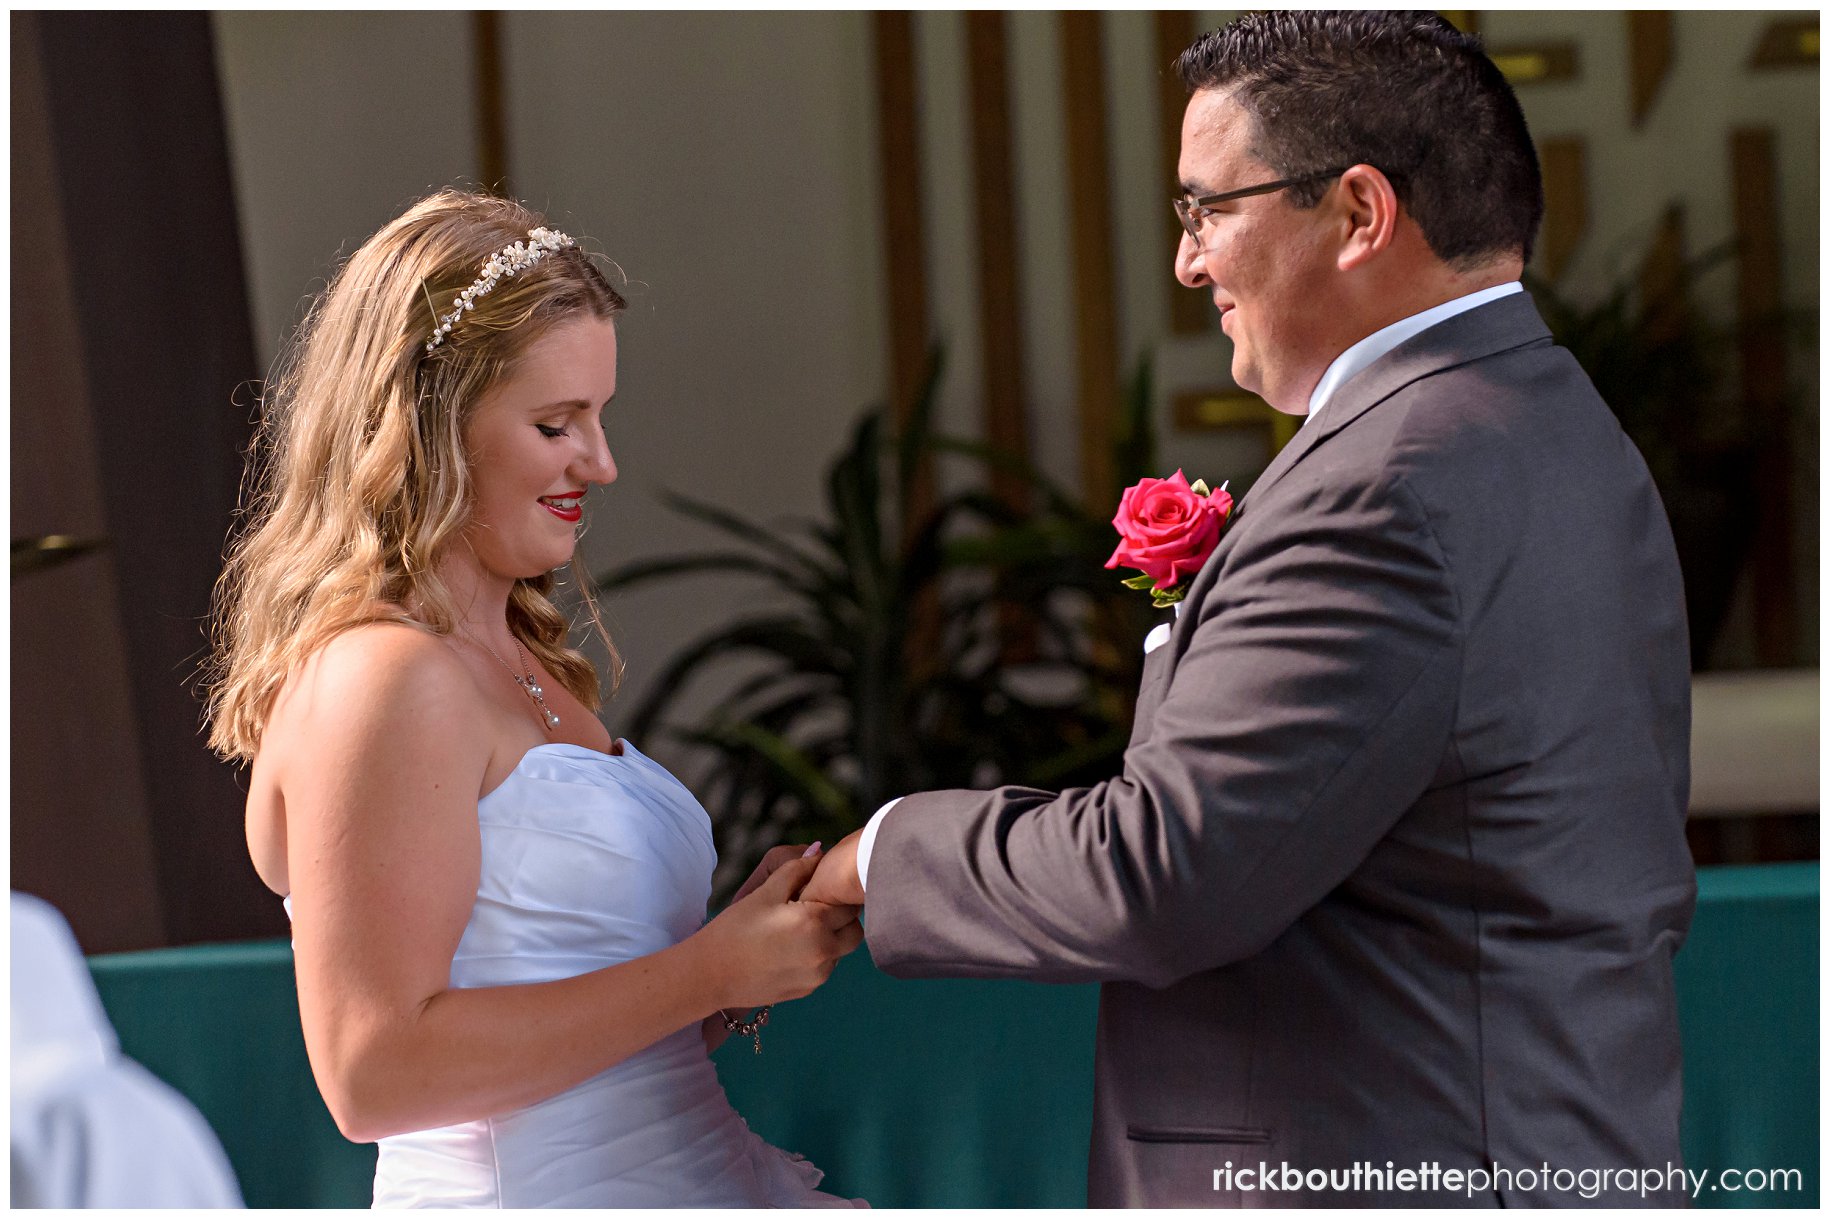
[856, 281, 1525, 891]
[1304, 280, 1522, 428]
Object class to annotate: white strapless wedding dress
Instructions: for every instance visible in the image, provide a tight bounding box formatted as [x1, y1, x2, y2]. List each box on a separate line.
[286, 740, 862, 1208]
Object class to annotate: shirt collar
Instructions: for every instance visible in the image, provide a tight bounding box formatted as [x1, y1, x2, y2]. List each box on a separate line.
[1304, 281, 1524, 426]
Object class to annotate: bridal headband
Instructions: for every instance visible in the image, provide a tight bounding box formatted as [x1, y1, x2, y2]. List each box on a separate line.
[423, 226, 577, 354]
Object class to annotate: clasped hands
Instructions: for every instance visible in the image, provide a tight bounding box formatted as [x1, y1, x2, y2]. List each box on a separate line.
[697, 830, 867, 1015]
[731, 829, 866, 909]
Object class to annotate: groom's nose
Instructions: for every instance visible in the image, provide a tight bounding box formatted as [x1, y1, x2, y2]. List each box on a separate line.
[1175, 229, 1211, 289]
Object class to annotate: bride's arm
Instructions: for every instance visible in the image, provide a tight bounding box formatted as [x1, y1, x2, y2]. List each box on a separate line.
[276, 626, 843, 1143]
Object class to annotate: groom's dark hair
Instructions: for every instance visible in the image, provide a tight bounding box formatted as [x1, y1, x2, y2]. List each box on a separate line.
[1176, 10, 1543, 270]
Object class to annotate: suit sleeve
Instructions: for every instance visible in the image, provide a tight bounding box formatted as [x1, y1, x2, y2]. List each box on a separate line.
[865, 471, 1462, 988]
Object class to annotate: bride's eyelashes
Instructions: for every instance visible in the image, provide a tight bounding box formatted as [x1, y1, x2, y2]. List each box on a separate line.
[536, 417, 609, 440]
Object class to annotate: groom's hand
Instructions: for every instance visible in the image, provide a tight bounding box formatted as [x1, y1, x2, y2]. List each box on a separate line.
[730, 842, 820, 905]
[799, 829, 865, 907]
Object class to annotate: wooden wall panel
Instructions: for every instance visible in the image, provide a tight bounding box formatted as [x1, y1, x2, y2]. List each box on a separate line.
[1638, 204, 1687, 347]
[1730, 128, 1797, 665]
[873, 12, 933, 532]
[1061, 12, 1119, 507]
[1155, 11, 1208, 337]
[474, 12, 510, 195]
[1536, 137, 1589, 283]
[965, 12, 1031, 510]
[34, 13, 282, 946]
[11, 12, 170, 954]
[1628, 12, 1673, 127]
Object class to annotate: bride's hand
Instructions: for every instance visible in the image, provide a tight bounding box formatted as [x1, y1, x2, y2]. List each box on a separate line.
[729, 842, 819, 905]
[691, 854, 862, 1011]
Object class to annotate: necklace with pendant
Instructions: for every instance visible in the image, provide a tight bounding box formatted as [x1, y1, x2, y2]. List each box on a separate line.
[472, 633, 560, 731]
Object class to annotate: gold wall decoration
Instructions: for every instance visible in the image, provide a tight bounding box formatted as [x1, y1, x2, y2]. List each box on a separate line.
[1749, 17, 1819, 69]
[1173, 389, 1302, 466]
[1536, 137, 1589, 283]
[1628, 12, 1674, 128]
[1486, 42, 1579, 85]
[1439, 12, 1481, 37]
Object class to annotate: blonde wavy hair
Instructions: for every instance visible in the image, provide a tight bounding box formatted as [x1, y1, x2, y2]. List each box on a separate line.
[206, 188, 627, 763]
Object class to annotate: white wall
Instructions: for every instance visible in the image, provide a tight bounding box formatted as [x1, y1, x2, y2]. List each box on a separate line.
[214, 13, 476, 363]
[499, 10, 886, 722]
[908, 9, 1817, 661]
[213, 11, 1817, 774]
[213, 12, 887, 770]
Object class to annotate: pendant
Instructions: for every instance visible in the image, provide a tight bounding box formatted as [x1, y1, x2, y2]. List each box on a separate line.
[519, 678, 560, 730]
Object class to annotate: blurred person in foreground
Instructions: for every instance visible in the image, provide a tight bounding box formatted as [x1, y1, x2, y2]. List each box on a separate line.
[804, 11, 1693, 1206]
[205, 190, 864, 1207]
[11, 892, 242, 1207]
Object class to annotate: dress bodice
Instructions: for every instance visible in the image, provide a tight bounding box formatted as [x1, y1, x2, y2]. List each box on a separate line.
[454, 741, 717, 991]
[286, 739, 857, 1208]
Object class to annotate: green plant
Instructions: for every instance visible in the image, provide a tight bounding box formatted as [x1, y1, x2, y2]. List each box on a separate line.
[594, 353, 1160, 897]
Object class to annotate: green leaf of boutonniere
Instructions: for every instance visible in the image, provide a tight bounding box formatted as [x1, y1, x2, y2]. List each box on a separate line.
[1120, 572, 1157, 591]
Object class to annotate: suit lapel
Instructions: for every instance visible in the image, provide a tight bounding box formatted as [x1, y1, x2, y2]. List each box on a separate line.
[1242, 291, 1556, 506]
[1151, 292, 1558, 678]
[1128, 641, 1176, 747]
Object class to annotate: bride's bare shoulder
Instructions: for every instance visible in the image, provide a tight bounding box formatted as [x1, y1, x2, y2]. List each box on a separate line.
[250, 620, 488, 894]
[308, 618, 460, 678]
[265, 620, 484, 756]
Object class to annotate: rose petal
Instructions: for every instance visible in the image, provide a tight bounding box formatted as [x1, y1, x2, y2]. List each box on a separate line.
[1110, 472, 1230, 589]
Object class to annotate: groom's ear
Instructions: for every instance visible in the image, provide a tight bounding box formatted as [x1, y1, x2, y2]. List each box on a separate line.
[1334, 164, 1400, 273]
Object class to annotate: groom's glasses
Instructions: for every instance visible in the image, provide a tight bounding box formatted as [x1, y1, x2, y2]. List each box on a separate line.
[1173, 168, 1349, 246]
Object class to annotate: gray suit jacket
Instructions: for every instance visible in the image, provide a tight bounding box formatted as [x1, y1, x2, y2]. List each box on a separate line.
[865, 293, 1695, 1207]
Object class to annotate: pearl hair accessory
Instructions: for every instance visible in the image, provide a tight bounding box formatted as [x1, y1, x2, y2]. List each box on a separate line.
[423, 226, 578, 354]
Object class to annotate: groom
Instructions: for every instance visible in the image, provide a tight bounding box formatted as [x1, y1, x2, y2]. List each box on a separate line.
[802, 12, 1694, 1207]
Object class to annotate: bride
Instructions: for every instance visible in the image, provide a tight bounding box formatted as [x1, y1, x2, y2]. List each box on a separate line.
[205, 189, 866, 1207]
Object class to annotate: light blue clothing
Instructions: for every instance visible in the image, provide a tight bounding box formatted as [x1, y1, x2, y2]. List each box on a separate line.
[287, 740, 858, 1208]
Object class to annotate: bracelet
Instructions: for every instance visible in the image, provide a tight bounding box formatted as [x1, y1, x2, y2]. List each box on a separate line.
[720, 1005, 772, 1054]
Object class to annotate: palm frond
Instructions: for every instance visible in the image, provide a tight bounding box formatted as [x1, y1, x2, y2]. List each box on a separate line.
[610, 343, 1164, 901]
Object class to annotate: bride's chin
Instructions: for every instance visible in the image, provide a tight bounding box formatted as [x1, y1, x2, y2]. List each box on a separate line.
[515, 559, 573, 581]
[474, 554, 574, 584]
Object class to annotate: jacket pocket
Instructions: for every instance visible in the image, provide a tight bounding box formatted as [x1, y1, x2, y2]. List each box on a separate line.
[1126, 1125, 1272, 1145]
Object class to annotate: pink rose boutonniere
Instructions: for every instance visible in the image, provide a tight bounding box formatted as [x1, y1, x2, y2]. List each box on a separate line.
[1104, 470, 1234, 608]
